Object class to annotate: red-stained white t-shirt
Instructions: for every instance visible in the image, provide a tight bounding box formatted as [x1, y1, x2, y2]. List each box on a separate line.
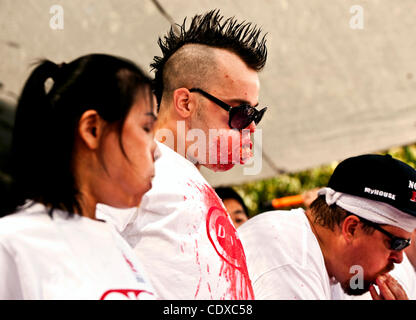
[98, 141, 254, 299]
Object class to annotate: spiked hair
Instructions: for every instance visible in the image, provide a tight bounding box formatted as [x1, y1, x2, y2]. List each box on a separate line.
[151, 9, 268, 108]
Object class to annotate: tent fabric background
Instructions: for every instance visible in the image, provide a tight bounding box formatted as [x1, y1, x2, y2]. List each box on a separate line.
[1, 0, 416, 186]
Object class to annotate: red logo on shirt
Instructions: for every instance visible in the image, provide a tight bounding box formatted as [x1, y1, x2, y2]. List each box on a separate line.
[100, 289, 154, 300]
[206, 206, 245, 270]
[206, 205, 254, 299]
[187, 181, 254, 299]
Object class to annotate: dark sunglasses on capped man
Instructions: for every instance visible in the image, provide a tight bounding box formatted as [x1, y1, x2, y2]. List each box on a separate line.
[189, 88, 267, 130]
[349, 213, 411, 251]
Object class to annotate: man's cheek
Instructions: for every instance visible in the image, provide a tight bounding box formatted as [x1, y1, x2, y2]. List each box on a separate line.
[240, 130, 253, 164]
[240, 139, 253, 164]
[221, 133, 243, 164]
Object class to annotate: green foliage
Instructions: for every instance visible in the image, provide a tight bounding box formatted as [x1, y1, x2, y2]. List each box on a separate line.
[233, 144, 416, 216]
[383, 145, 416, 169]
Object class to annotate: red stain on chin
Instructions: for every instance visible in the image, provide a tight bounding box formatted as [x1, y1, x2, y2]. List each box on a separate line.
[210, 163, 235, 172]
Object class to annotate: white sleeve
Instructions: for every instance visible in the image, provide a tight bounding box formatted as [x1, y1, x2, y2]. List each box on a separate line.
[392, 255, 416, 300]
[0, 243, 23, 299]
[253, 264, 329, 300]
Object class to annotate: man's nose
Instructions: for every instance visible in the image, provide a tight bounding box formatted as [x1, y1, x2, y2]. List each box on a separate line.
[152, 140, 161, 162]
[389, 249, 404, 264]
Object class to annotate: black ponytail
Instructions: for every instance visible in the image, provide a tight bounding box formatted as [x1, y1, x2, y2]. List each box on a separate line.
[5, 60, 61, 213]
[2, 54, 152, 217]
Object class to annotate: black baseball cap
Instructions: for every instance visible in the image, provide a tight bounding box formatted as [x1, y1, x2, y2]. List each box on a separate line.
[327, 154, 416, 217]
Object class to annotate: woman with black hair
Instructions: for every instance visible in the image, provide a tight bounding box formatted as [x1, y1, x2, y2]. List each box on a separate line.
[0, 54, 158, 299]
[215, 187, 250, 228]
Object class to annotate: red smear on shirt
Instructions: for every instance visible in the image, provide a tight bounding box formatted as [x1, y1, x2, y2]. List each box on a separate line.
[194, 239, 202, 298]
[194, 182, 254, 300]
[123, 254, 138, 273]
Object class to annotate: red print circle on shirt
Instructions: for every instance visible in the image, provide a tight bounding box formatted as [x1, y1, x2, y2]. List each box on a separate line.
[100, 289, 154, 300]
[206, 206, 246, 272]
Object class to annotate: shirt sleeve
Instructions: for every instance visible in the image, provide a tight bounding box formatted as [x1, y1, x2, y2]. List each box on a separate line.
[252, 264, 329, 300]
[0, 242, 23, 299]
[393, 255, 416, 300]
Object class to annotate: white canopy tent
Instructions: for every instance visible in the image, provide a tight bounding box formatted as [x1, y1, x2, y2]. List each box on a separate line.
[1, 0, 416, 187]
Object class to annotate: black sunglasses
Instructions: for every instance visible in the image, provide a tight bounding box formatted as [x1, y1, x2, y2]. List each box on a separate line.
[350, 214, 411, 251]
[189, 88, 267, 130]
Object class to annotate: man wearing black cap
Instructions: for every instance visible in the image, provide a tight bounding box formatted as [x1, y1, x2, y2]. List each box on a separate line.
[238, 154, 416, 299]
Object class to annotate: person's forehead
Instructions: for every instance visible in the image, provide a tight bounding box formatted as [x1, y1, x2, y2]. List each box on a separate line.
[209, 59, 260, 104]
[214, 51, 258, 80]
[224, 198, 244, 209]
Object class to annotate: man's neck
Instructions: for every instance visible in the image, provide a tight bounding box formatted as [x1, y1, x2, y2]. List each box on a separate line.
[154, 114, 181, 153]
[154, 116, 201, 169]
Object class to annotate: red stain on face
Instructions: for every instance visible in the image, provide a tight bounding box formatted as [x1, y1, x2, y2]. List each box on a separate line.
[207, 130, 253, 172]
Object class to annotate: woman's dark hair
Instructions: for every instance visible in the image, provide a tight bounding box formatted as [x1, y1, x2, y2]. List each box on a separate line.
[2, 54, 153, 217]
[215, 187, 249, 218]
[151, 9, 268, 107]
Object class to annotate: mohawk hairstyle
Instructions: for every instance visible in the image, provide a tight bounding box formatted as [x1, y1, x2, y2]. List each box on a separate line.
[150, 9, 268, 107]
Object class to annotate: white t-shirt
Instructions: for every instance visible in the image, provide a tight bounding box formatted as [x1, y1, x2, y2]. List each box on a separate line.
[0, 203, 156, 300]
[97, 142, 254, 300]
[393, 254, 416, 299]
[238, 209, 334, 299]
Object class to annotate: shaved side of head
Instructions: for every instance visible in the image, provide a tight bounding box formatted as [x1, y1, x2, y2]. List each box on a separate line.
[159, 44, 218, 113]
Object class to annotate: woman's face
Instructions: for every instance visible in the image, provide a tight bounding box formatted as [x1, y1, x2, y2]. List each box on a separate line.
[97, 90, 157, 208]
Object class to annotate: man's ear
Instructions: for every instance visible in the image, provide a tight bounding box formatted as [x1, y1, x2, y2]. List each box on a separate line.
[342, 215, 361, 244]
[172, 88, 196, 118]
[78, 110, 104, 150]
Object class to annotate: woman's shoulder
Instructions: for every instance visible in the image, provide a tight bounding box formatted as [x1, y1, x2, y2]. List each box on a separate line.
[0, 203, 51, 239]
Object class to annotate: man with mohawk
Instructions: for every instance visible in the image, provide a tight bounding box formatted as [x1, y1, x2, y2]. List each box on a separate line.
[98, 10, 268, 299]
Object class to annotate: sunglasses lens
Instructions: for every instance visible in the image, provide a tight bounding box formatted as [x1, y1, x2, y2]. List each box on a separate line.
[230, 106, 261, 130]
[229, 106, 252, 129]
[391, 239, 410, 251]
